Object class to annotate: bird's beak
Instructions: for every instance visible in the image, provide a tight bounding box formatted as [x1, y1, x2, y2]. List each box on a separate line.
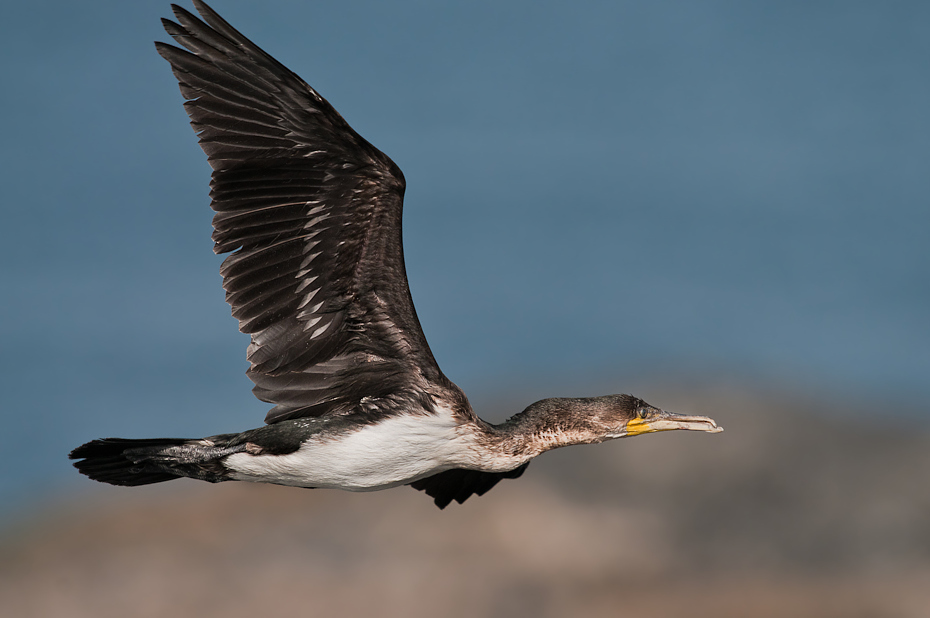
[624, 410, 724, 436]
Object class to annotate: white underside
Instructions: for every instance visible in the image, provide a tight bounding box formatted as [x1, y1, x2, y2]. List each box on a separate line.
[224, 407, 487, 491]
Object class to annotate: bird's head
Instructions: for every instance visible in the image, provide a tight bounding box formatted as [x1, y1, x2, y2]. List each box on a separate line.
[594, 394, 723, 439]
[514, 394, 723, 450]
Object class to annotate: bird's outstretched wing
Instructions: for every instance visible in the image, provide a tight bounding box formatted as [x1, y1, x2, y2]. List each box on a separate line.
[157, 1, 450, 423]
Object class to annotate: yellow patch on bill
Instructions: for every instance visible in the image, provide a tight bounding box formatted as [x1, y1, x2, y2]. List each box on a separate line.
[624, 417, 653, 436]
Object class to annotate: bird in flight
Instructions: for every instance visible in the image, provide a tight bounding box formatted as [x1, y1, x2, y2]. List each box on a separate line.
[70, 0, 722, 509]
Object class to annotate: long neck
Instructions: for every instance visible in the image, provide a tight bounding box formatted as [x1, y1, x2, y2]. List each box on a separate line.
[474, 400, 601, 465]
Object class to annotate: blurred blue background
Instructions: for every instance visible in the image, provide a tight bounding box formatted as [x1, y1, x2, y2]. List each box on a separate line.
[1, 0, 927, 516]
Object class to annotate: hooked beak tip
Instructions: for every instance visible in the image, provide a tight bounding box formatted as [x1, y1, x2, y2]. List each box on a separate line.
[678, 413, 723, 433]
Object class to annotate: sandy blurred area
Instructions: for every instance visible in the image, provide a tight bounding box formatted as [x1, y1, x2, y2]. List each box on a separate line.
[3, 385, 929, 618]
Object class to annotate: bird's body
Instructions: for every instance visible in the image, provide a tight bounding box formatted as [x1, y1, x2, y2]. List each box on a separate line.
[226, 408, 493, 490]
[70, 0, 722, 509]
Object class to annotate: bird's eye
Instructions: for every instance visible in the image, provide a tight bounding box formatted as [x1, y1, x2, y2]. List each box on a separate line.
[637, 408, 648, 419]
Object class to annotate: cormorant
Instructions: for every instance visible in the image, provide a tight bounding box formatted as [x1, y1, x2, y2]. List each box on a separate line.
[70, 0, 722, 509]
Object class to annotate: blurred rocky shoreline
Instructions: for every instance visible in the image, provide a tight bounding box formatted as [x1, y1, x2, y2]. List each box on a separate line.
[3, 386, 929, 617]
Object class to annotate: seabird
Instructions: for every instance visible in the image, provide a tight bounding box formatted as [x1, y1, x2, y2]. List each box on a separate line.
[70, 1, 723, 509]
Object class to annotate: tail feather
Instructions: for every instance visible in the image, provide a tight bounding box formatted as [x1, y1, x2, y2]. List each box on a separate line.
[69, 437, 235, 487]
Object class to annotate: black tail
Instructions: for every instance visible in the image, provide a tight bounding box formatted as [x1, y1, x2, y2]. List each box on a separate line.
[69, 436, 240, 487]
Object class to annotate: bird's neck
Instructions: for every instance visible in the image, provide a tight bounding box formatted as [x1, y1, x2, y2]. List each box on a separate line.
[474, 404, 599, 465]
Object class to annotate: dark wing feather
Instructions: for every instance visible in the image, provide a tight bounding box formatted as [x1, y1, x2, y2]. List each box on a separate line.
[409, 463, 531, 509]
[157, 1, 450, 423]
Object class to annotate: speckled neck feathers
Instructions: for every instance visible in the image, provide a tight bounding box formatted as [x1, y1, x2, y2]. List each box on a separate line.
[476, 395, 646, 462]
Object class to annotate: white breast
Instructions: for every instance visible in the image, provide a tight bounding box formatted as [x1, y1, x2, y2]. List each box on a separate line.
[223, 407, 478, 491]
